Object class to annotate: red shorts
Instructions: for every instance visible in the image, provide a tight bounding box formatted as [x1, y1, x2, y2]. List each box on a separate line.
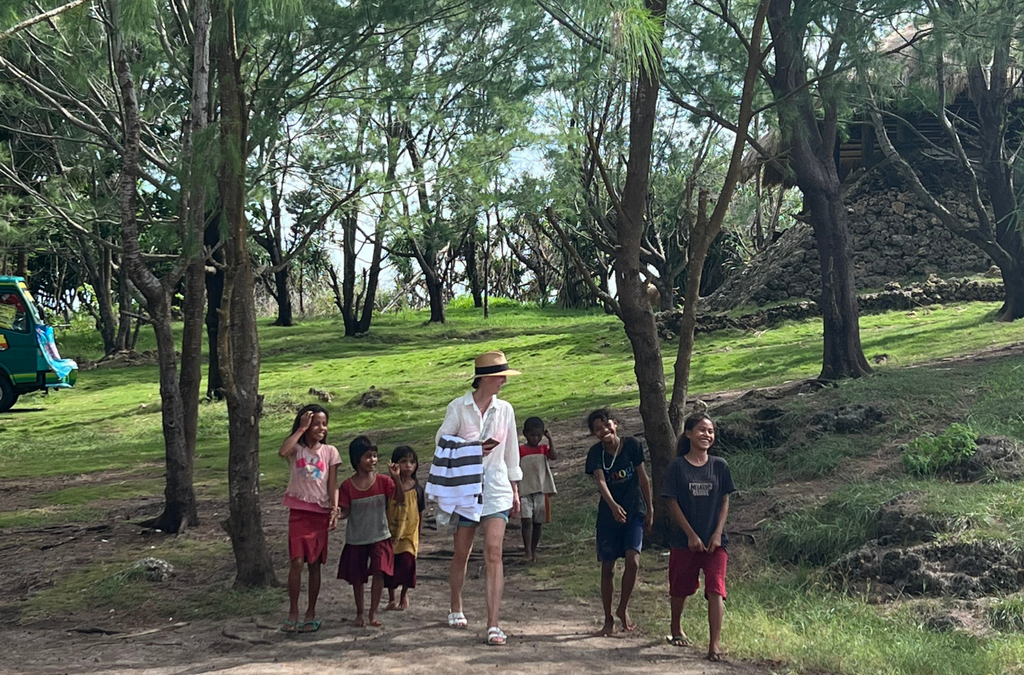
[337, 539, 394, 586]
[384, 551, 417, 589]
[288, 509, 330, 564]
[669, 547, 728, 599]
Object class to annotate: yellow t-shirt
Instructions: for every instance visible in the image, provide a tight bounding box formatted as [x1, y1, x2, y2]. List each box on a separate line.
[387, 485, 423, 556]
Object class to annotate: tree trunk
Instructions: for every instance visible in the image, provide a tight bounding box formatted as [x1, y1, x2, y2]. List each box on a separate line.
[424, 266, 446, 323]
[213, 0, 276, 587]
[166, 0, 211, 532]
[355, 225, 383, 334]
[109, 0, 196, 532]
[767, 0, 870, 380]
[465, 235, 482, 308]
[205, 215, 224, 400]
[271, 266, 293, 326]
[77, 234, 119, 355]
[115, 261, 132, 351]
[614, 0, 675, 543]
[809, 193, 871, 378]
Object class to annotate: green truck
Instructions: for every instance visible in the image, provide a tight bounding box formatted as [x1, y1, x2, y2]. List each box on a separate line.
[0, 275, 77, 412]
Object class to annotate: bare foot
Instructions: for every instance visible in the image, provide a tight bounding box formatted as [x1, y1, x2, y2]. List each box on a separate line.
[354, 616, 366, 628]
[616, 609, 637, 632]
[368, 617, 383, 627]
[593, 617, 616, 637]
[398, 596, 410, 610]
[385, 601, 398, 611]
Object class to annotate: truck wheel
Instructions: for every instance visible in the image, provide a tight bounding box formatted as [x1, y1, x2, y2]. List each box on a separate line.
[0, 375, 18, 413]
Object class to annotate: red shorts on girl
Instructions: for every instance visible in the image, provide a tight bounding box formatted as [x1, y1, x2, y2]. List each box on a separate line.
[669, 547, 728, 599]
[288, 509, 331, 564]
[384, 552, 417, 589]
[337, 538, 394, 585]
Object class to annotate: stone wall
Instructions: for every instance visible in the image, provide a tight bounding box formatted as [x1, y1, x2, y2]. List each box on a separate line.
[657, 275, 1005, 340]
[705, 164, 992, 312]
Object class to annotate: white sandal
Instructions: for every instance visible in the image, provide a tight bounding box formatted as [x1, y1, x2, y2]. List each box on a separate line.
[486, 626, 507, 646]
[447, 611, 468, 628]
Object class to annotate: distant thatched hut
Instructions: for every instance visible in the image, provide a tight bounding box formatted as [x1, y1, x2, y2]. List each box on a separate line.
[741, 24, 1024, 188]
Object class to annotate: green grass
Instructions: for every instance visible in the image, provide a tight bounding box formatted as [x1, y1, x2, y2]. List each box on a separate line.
[7, 301, 1024, 673]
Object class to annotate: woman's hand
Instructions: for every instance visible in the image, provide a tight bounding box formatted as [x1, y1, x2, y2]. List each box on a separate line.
[481, 438, 499, 456]
[511, 493, 521, 519]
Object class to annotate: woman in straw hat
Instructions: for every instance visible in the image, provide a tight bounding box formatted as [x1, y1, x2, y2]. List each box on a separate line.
[435, 350, 522, 646]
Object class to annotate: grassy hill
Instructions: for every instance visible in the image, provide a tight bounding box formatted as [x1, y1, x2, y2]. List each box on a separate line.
[4, 300, 1024, 674]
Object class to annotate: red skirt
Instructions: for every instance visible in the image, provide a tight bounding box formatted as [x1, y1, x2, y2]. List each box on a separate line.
[288, 509, 331, 564]
[384, 552, 417, 589]
[337, 539, 394, 585]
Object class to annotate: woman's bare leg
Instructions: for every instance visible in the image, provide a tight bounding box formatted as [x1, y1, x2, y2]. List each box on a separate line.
[481, 516, 507, 629]
[450, 524, 476, 614]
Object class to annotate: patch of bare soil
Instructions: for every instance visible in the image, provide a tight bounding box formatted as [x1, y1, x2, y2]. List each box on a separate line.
[0, 479, 773, 675]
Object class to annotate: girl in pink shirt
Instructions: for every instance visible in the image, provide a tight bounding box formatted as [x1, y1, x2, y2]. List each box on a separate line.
[279, 404, 341, 633]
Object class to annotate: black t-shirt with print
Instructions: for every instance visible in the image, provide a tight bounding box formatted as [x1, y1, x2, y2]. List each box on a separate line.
[661, 455, 736, 549]
[585, 436, 647, 525]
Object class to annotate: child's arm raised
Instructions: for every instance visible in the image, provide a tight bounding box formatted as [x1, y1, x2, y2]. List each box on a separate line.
[328, 463, 340, 531]
[279, 411, 313, 458]
[707, 494, 730, 553]
[637, 463, 654, 534]
[544, 429, 557, 461]
[666, 498, 707, 552]
[593, 471, 627, 523]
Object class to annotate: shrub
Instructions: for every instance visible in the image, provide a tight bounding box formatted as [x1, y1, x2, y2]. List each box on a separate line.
[902, 423, 977, 476]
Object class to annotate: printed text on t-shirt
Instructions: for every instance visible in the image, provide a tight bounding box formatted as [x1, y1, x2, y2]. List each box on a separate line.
[689, 481, 712, 497]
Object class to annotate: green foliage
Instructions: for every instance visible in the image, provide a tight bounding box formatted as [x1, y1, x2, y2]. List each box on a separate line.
[989, 595, 1024, 633]
[902, 423, 978, 477]
[785, 437, 860, 479]
[765, 483, 900, 565]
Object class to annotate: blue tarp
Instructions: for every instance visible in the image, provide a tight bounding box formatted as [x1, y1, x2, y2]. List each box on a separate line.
[35, 325, 77, 386]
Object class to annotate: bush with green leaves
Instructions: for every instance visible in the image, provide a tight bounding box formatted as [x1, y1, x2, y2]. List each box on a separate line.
[901, 423, 977, 476]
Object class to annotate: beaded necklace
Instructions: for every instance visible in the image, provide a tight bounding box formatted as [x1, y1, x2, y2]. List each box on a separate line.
[602, 438, 623, 472]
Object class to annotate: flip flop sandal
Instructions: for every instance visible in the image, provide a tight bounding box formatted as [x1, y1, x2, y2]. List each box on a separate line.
[666, 635, 691, 647]
[706, 651, 727, 662]
[298, 620, 322, 633]
[280, 619, 299, 633]
[447, 611, 468, 628]
[486, 626, 507, 646]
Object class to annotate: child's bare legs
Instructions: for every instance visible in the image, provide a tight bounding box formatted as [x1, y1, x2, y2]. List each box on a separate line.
[521, 519, 534, 560]
[353, 581, 366, 626]
[708, 592, 725, 658]
[616, 550, 639, 632]
[305, 561, 321, 621]
[670, 595, 688, 640]
[481, 516, 507, 629]
[368, 573, 384, 626]
[286, 557, 304, 625]
[449, 524, 476, 614]
[531, 522, 543, 560]
[385, 586, 398, 611]
[597, 560, 616, 636]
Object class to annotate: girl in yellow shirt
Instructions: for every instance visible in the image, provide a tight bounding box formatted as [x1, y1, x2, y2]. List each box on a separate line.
[384, 445, 425, 610]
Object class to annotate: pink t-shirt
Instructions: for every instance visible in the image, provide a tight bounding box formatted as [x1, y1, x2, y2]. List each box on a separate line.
[282, 443, 342, 512]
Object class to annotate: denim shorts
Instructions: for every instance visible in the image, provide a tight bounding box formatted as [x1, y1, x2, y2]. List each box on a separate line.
[459, 509, 510, 527]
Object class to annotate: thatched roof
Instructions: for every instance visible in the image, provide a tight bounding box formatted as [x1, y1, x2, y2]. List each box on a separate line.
[740, 23, 1024, 185]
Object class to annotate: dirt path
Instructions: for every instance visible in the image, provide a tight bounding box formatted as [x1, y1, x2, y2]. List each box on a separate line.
[0, 499, 774, 675]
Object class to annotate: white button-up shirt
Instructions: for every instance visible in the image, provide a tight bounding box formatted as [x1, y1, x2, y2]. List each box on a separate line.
[436, 392, 522, 516]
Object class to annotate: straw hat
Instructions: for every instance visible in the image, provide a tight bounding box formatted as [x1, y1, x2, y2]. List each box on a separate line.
[473, 350, 521, 378]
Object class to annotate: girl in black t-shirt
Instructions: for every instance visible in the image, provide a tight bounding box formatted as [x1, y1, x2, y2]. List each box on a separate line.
[661, 413, 735, 662]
